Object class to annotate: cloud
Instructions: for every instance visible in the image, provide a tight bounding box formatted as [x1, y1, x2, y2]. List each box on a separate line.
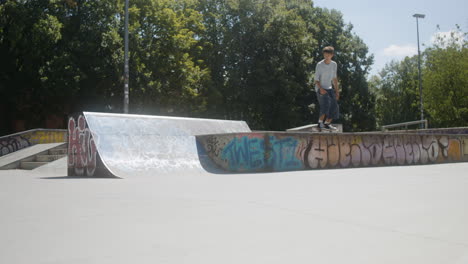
[383, 44, 418, 57]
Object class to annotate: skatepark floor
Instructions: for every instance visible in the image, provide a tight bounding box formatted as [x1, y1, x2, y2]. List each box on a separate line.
[1, 163, 468, 264]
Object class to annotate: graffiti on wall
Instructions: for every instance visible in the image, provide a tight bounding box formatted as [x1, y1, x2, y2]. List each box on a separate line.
[28, 131, 66, 144]
[296, 134, 463, 169]
[0, 136, 31, 156]
[219, 135, 303, 171]
[199, 133, 466, 172]
[68, 115, 98, 176]
[0, 130, 67, 157]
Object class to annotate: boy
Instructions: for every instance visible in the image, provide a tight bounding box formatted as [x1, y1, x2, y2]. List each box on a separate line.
[314, 46, 339, 131]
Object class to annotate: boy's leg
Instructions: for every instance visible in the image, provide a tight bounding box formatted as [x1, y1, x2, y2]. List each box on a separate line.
[316, 92, 330, 129]
[324, 91, 339, 130]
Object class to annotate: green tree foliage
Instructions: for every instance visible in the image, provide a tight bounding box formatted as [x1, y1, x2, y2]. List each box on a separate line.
[196, 1, 375, 130]
[423, 27, 468, 127]
[307, 7, 375, 131]
[196, 0, 317, 130]
[128, 0, 209, 115]
[1, 0, 376, 134]
[371, 26, 468, 129]
[372, 57, 420, 128]
[0, 0, 64, 131]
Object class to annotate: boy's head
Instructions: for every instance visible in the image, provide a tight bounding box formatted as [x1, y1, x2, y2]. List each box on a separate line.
[322, 46, 334, 60]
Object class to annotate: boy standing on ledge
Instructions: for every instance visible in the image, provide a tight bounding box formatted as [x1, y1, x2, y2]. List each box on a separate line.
[314, 46, 340, 131]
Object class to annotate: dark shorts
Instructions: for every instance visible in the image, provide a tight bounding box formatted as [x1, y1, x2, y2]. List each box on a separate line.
[317, 89, 339, 120]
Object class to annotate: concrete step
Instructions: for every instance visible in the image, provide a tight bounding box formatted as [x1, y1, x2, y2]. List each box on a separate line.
[0, 143, 68, 170]
[49, 148, 67, 155]
[20, 161, 49, 170]
[36, 154, 67, 162]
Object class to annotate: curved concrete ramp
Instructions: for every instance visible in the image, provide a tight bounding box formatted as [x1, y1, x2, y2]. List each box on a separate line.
[68, 112, 468, 177]
[67, 112, 250, 177]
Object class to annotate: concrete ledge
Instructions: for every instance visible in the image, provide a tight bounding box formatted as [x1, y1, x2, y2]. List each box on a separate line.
[0, 143, 66, 170]
[197, 132, 468, 172]
[0, 129, 67, 157]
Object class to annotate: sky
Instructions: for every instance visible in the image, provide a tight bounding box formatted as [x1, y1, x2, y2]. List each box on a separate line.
[312, 0, 468, 76]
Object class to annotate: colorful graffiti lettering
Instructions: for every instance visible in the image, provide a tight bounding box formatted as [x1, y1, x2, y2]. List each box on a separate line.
[0, 130, 67, 157]
[221, 136, 265, 171]
[219, 136, 303, 172]
[269, 136, 303, 171]
[68, 115, 97, 176]
[199, 133, 467, 172]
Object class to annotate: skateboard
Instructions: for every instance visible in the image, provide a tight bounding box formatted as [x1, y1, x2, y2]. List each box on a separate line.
[310, 124, 338, 133]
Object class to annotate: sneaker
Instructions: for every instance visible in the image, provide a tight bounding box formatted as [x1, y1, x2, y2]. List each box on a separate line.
[316, 122, 327, 131]
[324, 123, 337, 130]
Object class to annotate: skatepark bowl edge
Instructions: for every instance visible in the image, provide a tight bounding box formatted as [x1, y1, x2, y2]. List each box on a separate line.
[67, 112, 468, 177]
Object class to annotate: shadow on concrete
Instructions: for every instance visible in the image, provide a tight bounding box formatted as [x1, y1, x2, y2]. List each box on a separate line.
[40, 176, 121, 180]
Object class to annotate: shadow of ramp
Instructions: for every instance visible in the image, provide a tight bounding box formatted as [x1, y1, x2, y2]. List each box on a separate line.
[41, 176, 120, 180]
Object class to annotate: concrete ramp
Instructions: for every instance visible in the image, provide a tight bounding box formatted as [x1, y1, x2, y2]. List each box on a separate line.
[68, 112, 468, 177]
[67, 112, 250, 177]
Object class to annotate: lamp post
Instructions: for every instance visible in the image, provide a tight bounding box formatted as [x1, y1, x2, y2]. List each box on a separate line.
[123, 0, 129, 114]
[413, 13, 425, 128]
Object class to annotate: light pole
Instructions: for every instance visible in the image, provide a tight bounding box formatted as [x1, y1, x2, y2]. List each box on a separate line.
[123, 0, 129, 114]
[413, 13, 425, 128]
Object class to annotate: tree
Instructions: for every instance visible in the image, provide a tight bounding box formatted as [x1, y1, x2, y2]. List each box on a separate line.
[371, 26, 468, 129]
[306, 7, 375, 131]
[196, 1, 375, 131]
[127, 0, 209, 115]
[196, 0, 316, 130]
[1, 0, 377, 134]
[0, 0, 63, 133]
[372, 57, 420, 128]
[423, 26, 468, 127]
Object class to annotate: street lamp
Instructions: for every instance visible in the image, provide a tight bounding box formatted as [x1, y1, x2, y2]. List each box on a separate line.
[413, 13, 425, 128]
[123, 0, 129, 113]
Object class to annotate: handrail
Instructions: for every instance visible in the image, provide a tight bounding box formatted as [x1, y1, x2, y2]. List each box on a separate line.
[381, 120, 428, 131]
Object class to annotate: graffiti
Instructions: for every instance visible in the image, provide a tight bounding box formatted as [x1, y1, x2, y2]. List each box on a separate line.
[205, 136, 222, 157]
[29, 131, 66, 144]
[221, 136, 265, 171]
[0, 130, 67, 157]
[269, 136, 303, 171]
[199, 133, 467, 172]
[0, 136, 31, 156]
[68, 115, 97, 176]
[298, 134, 457, 169]
[217, 135, 303, 172]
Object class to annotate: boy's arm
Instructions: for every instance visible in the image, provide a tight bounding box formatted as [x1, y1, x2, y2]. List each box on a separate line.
[315, 80, 327, 94]
[333, 63, 339, 100]
[333, 77, 339, 100]
[315, 64, 327, 95]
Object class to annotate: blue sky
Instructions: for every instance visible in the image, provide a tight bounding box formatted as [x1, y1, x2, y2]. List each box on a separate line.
[312, 0, 468, 76]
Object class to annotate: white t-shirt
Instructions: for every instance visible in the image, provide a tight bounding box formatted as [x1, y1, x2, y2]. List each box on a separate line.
[314, 59, 337, 92]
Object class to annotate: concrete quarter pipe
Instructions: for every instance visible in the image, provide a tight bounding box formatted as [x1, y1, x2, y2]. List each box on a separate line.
[68, 112, 468, 177]
[67, 112, 251, 177]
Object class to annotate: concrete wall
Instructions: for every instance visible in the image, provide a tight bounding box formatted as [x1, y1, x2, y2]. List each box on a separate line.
[65, 111, 468, 176]
[67, 114, 111, 177]
[197, 132, 468, 172]
[0, 129, 67, 157]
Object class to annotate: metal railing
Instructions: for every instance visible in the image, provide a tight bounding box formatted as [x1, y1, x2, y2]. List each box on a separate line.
[381, 120, 428, 131]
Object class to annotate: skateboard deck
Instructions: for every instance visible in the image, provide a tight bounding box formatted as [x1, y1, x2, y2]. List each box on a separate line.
[310, 124, 338, 133]
[286, 123, 342, 133]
